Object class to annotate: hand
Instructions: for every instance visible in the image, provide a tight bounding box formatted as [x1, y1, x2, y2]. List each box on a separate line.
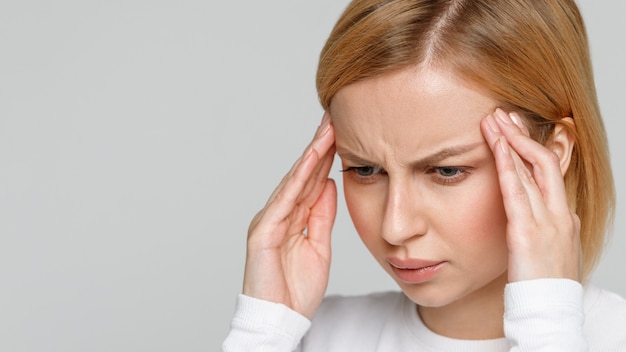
[480, 108, 581, 283]
[242, 113, 337, 319]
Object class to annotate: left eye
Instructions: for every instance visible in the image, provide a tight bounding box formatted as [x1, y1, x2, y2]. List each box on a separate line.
[435, 167, 462, 177]
[428, 166, 470, 184]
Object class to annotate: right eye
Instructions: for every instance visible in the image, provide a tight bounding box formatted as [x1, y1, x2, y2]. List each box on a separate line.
[340, 166, 385, 184]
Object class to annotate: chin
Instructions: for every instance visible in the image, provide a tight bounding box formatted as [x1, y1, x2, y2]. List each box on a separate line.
[396, 281, 463, 308]
[395, 272, 507, 309]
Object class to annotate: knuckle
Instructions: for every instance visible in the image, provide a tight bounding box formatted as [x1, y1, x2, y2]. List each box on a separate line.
[533, 146, 560, 167]
[516, 166, 534, 185]
[507, 185, 528, 201]
[543, 149, 561, 165]
[248, 211, 264, 234]
[273, 190, 288, 204]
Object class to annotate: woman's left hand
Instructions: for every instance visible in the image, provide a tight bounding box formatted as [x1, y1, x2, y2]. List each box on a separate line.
[480, 108, 582, 283]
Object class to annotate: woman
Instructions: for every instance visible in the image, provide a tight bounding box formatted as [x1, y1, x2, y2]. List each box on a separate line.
[223, 0, 626, 350]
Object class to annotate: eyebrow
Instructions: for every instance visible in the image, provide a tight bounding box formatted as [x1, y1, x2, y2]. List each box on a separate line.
[337, 141, 485, 168]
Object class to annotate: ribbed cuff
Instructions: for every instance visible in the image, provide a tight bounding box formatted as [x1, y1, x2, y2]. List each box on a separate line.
[229, 294, 311, 350]
[504, 279, 587, 351]
[505, 278, 583, 315]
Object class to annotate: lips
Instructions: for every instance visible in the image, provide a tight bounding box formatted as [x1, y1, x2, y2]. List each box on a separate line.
[387, 257, 446, 284]
[387, 258, 443, 270]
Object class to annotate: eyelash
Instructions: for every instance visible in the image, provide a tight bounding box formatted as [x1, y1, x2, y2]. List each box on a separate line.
[340, 166, 385, 184]
[340, 166, 470, 185]
[427, 166, 470, 184]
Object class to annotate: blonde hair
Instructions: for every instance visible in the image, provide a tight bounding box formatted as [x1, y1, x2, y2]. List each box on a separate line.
[316, 0, 614, 279]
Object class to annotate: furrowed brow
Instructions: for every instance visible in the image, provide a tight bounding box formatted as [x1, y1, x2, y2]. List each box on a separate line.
[412, 142, 483, 167]
[337, 141, 483, 168]
[336, 151, 380, 167]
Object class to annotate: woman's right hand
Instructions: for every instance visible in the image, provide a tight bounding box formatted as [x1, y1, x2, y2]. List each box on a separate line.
[242, 113, 337, 319]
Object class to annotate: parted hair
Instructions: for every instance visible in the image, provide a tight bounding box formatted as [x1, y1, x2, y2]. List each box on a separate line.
[316, 0, 614, 279]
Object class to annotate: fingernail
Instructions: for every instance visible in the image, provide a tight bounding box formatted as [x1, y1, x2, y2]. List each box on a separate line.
[316, 113, 331, 135]
[320, 119, 331, 136]
[318, 113, 330, 131]
[509, 112, 524, 130]
[486, 114, 501, 133]
[499, 136, 509, 154]
[321, 112, 330, 125]
[496, 109, 512, 124]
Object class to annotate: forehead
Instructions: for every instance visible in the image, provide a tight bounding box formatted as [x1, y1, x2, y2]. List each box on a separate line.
[329, 66, 497, 161]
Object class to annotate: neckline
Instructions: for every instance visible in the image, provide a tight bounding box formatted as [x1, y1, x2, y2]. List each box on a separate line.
[400, 293, 510, 352]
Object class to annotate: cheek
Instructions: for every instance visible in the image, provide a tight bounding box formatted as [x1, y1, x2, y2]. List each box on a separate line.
[343, 180, 383, 243]
[454, 175, 508, 254]
[342, 169, 509, 260]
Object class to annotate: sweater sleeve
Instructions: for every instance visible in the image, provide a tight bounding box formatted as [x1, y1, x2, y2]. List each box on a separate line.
[504, 279, 587, 352]
[221, 294, 311, 352]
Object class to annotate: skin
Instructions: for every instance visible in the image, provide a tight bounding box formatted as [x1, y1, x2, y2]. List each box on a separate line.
[331, 66, 510, 338]
[243, 64, 581, 340]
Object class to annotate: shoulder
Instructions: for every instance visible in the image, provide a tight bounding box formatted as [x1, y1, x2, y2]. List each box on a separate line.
[583, 283, 626, 350]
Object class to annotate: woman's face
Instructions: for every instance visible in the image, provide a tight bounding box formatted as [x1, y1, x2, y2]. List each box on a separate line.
[330, 65, 509, 308]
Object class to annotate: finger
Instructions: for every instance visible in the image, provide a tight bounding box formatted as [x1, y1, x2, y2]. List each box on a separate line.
[248, 147, 317, 242]
[494, 109, 570, 216]
[259, 117, 334, 228]
[283, 133, 335, 237]
[495, 110, 545, 203]
[481, 114, 536, 221]
[306, 178, 337, 256]
[299, 142, 336, 208]
[491, 135, 537, 224]
[509, 112, 531, 137]
[483, 111, 555, 227]
[265, 113, 332, 206]
[262, 148, 322, 230]
[282, 142, 335, 238]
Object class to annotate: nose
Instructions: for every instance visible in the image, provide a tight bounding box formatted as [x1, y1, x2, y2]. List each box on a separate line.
[380, 179, 427, 245]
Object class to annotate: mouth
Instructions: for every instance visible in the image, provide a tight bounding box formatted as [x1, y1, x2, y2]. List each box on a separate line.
[387, 258, 446, 284]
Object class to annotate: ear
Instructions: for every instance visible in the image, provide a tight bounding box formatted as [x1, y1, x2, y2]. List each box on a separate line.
[547, 117, 575, 176]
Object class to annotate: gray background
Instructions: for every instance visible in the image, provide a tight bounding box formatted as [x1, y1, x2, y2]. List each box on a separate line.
[0, 1, 623, 351]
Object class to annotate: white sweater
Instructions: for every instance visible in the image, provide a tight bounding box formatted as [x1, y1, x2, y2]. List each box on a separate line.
[222, 279, 626, 351]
